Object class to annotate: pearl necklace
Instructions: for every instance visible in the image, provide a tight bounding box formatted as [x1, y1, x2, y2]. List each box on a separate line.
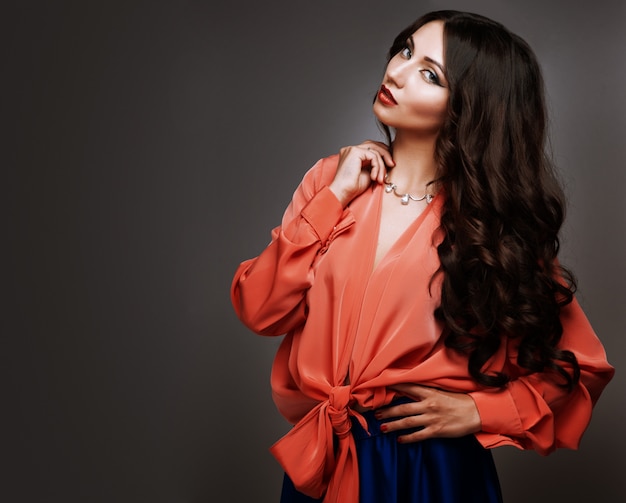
[384, 175, 434, 205]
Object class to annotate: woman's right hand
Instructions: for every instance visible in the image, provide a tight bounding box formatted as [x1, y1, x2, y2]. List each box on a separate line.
[329, 141, 395, 207]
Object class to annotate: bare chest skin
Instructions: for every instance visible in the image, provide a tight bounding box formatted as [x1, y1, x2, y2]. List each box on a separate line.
[373, 194, 429, 270]
[345, 193, 429, 392]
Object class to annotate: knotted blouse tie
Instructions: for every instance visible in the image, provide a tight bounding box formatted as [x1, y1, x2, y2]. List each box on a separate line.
[270, 385, 369, 503]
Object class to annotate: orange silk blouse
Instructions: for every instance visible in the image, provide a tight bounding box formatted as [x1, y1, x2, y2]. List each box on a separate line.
[230, 155, 614, 503]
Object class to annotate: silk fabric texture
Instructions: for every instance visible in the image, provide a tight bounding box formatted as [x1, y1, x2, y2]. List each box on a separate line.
[231, 155, 614, 503]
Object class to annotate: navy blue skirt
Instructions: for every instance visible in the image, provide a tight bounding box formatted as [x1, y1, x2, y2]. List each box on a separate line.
[280, 400, 503, 503]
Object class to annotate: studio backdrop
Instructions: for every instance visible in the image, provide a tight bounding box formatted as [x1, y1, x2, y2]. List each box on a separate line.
[6, 1, 625, 502]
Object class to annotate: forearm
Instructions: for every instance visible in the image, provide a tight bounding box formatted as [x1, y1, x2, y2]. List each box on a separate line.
[470, 357, 614, 454]
[231, 186, 346, 335]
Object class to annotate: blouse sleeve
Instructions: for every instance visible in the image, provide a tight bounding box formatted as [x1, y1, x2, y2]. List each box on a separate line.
[230, 156, 348, 336]
[469, 297, 615, 455]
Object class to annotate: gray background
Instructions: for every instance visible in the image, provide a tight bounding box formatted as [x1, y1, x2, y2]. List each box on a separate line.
[5, 0, 625, 501]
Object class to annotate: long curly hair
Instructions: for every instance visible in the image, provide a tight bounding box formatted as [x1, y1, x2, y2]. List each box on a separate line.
[380, 10, 580, 390]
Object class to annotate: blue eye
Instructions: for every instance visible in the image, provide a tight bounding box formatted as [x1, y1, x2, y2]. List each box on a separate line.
[400, 46, 412, 59]
[420, 69, 441, 86]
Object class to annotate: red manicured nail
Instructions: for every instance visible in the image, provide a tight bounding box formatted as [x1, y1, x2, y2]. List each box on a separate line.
[380, 424, 388, 432]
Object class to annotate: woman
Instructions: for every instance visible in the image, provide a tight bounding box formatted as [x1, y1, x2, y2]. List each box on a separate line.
[230, 10, 614, 503]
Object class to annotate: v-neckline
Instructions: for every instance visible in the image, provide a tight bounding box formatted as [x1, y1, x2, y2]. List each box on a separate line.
[370, 183, 438, 275]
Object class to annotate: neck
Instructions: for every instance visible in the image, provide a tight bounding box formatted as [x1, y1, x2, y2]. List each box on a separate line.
[387, 131, 439, 191]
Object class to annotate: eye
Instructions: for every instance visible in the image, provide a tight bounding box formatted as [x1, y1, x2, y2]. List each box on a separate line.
[420, 68, 442, 86]
[400, 46, 412, 59]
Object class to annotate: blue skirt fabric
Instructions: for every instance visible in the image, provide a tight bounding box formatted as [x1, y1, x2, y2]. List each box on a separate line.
[280, 400, 503, 503]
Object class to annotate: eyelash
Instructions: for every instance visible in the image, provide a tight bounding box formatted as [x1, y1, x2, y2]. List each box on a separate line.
[399, 45, 443, 87]
[420, 69, 441, 86]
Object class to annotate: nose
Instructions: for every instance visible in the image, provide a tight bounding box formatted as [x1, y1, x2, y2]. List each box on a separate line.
[385, 57, 411, 87]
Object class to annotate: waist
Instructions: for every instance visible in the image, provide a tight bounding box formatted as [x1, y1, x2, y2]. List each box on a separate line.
[350, 396, 417, 439]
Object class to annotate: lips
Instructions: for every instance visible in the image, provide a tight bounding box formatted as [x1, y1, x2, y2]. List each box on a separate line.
[377, 85, 397, 105]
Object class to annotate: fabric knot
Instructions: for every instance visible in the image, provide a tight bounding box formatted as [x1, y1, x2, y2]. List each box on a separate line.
[328, 385, 352, 438]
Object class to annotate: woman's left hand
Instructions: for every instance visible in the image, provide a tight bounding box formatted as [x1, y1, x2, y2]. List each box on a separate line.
[374, 383, 482, 443]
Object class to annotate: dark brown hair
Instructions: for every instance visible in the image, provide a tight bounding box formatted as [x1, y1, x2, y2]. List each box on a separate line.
[380, 10, 580, 390]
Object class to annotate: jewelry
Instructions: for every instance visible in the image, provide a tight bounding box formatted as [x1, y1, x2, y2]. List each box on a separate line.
[384, 174, 434, 205]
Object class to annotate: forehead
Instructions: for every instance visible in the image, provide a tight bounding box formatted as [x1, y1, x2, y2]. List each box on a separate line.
[409, 21, 445, 59]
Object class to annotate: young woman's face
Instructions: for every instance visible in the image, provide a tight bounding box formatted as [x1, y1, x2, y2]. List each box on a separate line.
[373, 21, 449, 136]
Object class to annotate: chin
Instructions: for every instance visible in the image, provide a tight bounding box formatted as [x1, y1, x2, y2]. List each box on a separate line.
[372, 104, 391, 125]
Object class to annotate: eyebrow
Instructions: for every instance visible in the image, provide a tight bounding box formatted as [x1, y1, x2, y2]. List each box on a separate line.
[425, 56, 445, 75]
[407, 35, 446, 75]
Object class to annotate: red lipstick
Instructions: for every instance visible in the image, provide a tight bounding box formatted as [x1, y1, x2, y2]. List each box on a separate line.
[377, 85, 397, 106]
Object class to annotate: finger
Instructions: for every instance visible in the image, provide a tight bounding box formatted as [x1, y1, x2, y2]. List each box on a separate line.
[372, 155, 385, 183]
[397, 427, 438, 444]
[390, 383, 436, 400]
[376, 148, 395, 170]
[365, 141, 395, 168]
[359, 149, 382, 179]
[362, 140, 389, 152]
[361, 147, 387, 184]
[380, 413, 429, 433]
[382, 151, 395, 170]
[370, 159, 379, 181]
[361, 152, 378, 173]
[375, 401, 426, 420]
[362, 143, 384, 158]
[371, 152, 387, 184]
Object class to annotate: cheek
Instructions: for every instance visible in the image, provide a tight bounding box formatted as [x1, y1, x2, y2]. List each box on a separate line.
[406, 92, 448, 125]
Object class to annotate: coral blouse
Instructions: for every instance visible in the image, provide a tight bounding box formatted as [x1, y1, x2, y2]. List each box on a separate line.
[230, 155, 614, 503]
